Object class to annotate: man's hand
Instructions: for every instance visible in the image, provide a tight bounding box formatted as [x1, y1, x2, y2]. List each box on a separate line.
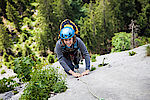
[81, 70, 90, 76]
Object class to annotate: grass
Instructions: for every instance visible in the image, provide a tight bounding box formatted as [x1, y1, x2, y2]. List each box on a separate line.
[91, 54, 97, 62]
[146, 45, 150, 56]
[129, 51, 137, 56]
[1, 69, 6, 74]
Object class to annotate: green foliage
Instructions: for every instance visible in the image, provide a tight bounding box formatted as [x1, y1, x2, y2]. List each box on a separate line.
[146, 45, 150, 56]
[129, 51, 137, 56]
[6, 1, 21, 31]
[13, 44, 23, 57]
[0, 24, 12, 52]
[90, 65, 96, 71]
[3, 52, 9, 62]
[137, 2, 150, 37]
[91, 54, 96, 62]
[19, 33, 28, 43]
[111, 32, 131, 52]
[13, 43, 32, 57]
[52, 80, 67, 93]
[13, 56, 35, 82]
[98, 58, 108, 67]
[135, 36, 150, 47]
[47, 54, 54, 64]
[1, 69, 6, 74]
[20, 66, 67, 100]
[78, 0, 114, 54]
[22, 44, 32, 57]
[0, 64, 2, 68]
[36, 0, 58, 53]
[8, 55, 14, 61]
[111, 0, 138, 30]
[0, 77, 19, 93]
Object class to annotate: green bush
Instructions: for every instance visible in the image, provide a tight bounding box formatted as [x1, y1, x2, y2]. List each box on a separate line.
[20, 66, 67, 100]
[13, 44, 23, 57]
[90, 65, 96, 71]
[146, 45, 150, 56]
[22, 44, 32, 57]
[91, 54, 96, 62]
[14, 56, 34, 82]
[0, 77, 19, 93]
[47, 54, 54, 63]
[19, 33, 28, 43]
[129, 51, 137, 56]
[135, 36, 149, 47]
[14, 55, 41, 82]
[3, 52, 9, 62]
[0, 64, 2, 68]
[1, 69, 6, 74]
[111, 32, 131, 52]
[8, 55, 14, 62]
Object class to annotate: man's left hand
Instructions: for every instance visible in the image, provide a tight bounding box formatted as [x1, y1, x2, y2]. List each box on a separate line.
[81, 70, 90, 76]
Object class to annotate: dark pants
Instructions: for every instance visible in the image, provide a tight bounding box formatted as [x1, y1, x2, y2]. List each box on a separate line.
[63, 49, 82, 75]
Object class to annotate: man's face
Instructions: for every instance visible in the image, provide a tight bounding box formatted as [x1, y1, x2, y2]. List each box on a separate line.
[63, 37, 73, 47]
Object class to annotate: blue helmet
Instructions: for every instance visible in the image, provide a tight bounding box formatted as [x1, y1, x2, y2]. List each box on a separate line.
[60, 27, 75, 39]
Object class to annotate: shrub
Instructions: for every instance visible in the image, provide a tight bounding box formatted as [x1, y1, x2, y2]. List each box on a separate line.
[47, 54, 54, 63]
[111, 32, 131, 52]
[146, 45, 150, 56]
[1, 69, 6, 74]
[129, 51, 137, 56]
[90, 65, 96, 71]
[14, 55, 41, 82]
[13, 44, 23, 57]
[20, 66, 67, 100]
[13, 56, 35, 82]
[22, 44, 32, 57]
[0, 64, 2, 68]
[91, 54, 96, 62]
[135, 36, 149, 47]
[3, 52, 9, 62]
[19, 33, 28, 43]
[0, 77, 19, 93]
[8, 55, 14, 62]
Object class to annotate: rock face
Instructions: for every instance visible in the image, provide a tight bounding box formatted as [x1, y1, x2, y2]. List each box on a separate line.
[1, 44, 150, 100]
[49, 44, 150, 100]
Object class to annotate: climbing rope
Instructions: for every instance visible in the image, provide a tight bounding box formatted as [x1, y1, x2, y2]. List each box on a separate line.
[76, 69, 104, 100]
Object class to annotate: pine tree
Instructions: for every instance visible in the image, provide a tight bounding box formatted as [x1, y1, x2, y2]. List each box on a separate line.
[6, 0, 21, 31]
[137, 0, 150, 36]
[109, 0, 138, 32]
[36, 0, 58, 55]
[0, 24, 12, 53]
[53, 0, 73, 23]
[79, 0, 113, 54]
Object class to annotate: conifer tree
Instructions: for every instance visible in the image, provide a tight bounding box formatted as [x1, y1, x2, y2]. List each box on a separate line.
[53, 0, 73, 23]
[79, 0, 113, 54]
[137, 0, 150, 36]
[109, 0, 137, 32]
[0, 24, 12, 53]
[36, 0, 58, 55]
[6, 0, 21, 31]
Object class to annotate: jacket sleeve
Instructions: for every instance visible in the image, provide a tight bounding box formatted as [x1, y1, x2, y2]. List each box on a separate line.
[77, 38, 90, 70]
[55, 40, 71, 72]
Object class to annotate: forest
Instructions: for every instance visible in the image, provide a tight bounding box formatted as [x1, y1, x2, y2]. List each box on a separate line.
[0, 0, 150, 99]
